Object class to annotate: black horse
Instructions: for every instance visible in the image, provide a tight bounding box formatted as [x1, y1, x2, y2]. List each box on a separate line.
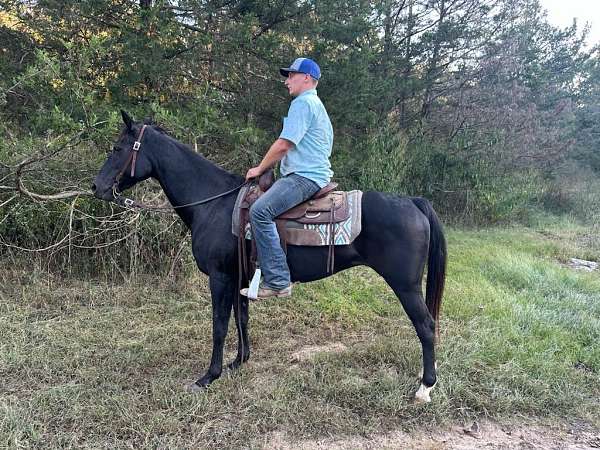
[92, 111, 447, 402]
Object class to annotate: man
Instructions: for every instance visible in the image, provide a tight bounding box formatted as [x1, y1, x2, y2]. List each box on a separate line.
[241, 57, 334, 299]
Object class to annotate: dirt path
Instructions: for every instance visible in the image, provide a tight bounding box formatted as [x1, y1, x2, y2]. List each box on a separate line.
[265, 419, 600, 449]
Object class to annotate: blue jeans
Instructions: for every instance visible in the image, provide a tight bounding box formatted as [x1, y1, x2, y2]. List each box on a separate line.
[249, 174, 320, 290]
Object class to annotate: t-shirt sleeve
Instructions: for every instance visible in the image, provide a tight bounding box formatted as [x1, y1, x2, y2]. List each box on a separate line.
[279, 100, 312, 145]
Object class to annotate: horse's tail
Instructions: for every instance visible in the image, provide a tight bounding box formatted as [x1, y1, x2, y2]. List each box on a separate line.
[411, 197, 447, 341]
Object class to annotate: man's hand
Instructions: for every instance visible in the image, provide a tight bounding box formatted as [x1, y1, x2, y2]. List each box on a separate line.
[245, 166, 263, 181]
[245, 138, 293, 181]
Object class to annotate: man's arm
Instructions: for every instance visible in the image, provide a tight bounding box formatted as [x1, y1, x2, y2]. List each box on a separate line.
[245, 138, 294, 180]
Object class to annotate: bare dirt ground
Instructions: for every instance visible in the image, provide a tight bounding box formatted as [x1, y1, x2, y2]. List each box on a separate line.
[265, 343, 600, 450]
[264, 419, 600, 449]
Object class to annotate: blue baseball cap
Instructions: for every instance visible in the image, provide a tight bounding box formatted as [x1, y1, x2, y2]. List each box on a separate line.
[279, 58, 321, 80]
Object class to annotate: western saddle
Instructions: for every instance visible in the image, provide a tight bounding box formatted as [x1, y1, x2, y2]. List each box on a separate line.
[237, 169, 349, 279]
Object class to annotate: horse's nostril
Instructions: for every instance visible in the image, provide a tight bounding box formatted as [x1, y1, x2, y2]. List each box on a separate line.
[91, 183, 97, 193]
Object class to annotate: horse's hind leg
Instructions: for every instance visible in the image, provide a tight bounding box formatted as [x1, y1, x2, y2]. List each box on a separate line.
[386, 281, 437, 403]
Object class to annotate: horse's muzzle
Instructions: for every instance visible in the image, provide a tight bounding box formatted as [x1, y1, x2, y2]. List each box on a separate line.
[91, 182, 115, 201]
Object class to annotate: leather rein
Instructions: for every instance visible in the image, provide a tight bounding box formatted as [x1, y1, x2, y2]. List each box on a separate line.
[111, 124, 249, 212]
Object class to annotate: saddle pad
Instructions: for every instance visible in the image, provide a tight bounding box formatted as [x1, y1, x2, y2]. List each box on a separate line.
[233, 190, 363, 246]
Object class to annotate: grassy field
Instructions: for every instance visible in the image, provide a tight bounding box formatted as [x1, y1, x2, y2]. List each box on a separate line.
[1, 224, 599, 448]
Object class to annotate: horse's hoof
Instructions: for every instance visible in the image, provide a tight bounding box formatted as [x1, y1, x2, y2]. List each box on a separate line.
[185, 381, 206, 394]
[414, 382, 434, 403]
[226, 360, 241, 372]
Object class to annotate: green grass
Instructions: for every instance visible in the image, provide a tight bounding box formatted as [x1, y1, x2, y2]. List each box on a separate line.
[1, 226, 599, 448]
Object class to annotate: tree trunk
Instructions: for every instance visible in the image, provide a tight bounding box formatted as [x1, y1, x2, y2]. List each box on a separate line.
[421, 0, 446, 120]
[398, 0, 414, 129]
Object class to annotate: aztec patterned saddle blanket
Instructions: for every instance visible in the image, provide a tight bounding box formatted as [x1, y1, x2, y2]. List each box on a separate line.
[231, 174, 363, 274]
[232, 185, 362, 246]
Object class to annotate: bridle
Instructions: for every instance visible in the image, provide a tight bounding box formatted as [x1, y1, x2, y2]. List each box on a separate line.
[111, 124, 249, 212]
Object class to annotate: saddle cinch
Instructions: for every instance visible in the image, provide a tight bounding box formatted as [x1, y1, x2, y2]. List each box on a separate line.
[234, 169, 361, 279]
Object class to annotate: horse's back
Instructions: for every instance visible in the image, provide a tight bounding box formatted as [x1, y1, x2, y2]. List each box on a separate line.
[354, 191, 431, 280]
[360, 191, 430, 237]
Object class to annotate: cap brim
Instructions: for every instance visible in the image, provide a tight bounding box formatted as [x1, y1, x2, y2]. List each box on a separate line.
[279, 67, 292, 77]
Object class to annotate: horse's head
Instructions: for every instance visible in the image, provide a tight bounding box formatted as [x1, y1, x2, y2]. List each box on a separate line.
[92, 110, 154, 201]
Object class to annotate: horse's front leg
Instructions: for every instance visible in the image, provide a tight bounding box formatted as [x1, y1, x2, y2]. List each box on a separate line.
[227, 293, 250, 371]
[192, 272, 235, 390]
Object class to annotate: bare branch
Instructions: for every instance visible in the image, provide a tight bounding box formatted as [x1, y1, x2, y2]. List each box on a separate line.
[0, 233, 71, 253]
[0, 194, 17, 209]
[17, 177, 92, 201]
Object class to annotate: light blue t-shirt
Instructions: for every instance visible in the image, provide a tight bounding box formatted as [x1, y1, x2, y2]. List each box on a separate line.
[279, 89, 334, 188]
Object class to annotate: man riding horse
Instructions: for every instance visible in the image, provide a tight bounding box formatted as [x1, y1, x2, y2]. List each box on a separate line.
[241, 57, 334, 299]
[92, 58, 445, 399]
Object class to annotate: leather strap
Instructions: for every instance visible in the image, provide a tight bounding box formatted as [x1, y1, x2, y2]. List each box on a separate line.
[115, 124, 147, 184]
[327, 197, 335, 273]
[130, 124, 147, 177]
[275, 219, 287, 254]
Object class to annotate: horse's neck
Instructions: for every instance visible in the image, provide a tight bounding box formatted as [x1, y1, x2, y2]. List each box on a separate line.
[148, 132, 241, 211]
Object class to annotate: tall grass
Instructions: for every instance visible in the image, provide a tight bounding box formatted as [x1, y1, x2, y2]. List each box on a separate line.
[1, 226, 599, 448]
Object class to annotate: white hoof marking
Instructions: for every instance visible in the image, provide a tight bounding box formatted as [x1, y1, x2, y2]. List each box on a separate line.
[414, 382, 434, 403]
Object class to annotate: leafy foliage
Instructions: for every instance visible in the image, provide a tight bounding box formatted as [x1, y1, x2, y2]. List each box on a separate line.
[1, 0, 599, 273]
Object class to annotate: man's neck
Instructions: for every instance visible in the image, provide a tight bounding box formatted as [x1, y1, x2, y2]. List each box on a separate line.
[293, 86, 316, 98]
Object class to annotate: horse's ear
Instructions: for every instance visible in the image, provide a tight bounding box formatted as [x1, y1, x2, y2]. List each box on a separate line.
[121, 109, 134, 130]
